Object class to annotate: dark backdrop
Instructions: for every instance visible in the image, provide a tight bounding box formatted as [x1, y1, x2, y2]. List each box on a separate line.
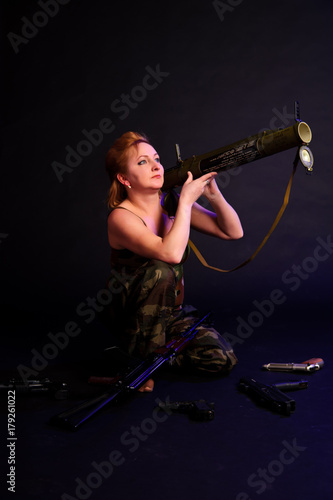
[1, 0, 332, 363]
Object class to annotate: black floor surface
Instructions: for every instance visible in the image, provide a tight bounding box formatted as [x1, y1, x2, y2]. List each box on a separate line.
[1, 305, 332, 500]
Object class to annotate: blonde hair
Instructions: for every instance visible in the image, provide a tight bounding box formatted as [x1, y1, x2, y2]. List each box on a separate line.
[105, 131, 150, 209]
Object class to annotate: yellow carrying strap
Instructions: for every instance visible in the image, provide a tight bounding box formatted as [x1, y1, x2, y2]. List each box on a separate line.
[189, 154, 300, 273]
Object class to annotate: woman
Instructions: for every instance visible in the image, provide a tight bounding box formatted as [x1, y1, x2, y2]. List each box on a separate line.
[105, 131, 243, 391]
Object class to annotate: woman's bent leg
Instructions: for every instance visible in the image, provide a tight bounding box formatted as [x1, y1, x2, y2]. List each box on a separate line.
[167, 312, 237, 375]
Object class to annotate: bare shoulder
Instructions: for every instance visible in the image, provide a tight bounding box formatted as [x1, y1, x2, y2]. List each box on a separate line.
[107, 206, 148, 249]
[107, 206, 126, 226]
[108, 205, 144, 229]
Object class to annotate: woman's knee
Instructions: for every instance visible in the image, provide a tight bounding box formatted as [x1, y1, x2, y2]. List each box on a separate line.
[197, 347, 237, 374]
[181, 328, 238, 375]
[209, 347, 238, 374]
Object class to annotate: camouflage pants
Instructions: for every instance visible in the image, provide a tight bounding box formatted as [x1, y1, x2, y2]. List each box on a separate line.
[109, 259, 237, 375]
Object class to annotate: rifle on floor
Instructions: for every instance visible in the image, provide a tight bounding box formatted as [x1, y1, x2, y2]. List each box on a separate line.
[49, 311, 211, 431]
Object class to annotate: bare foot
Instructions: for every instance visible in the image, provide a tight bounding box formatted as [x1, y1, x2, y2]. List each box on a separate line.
[138, 379, 154, 392]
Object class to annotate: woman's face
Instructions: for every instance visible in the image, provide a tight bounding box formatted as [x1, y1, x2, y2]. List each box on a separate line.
[121, 142, 164, 191]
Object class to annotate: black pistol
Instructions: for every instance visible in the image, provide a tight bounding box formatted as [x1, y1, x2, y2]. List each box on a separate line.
[157, 399, 215, 421]
[238, 377, 307, 416]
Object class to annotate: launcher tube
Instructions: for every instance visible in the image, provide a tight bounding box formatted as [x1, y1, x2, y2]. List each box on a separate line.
[162, 121, 312, 190]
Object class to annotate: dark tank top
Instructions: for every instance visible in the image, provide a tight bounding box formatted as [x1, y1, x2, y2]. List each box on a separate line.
[110, 190, 190, 267]
[109, 191, 190, 305]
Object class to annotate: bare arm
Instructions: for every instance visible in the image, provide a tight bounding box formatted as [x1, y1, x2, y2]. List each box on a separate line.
[108, 171, 216, 265]
[190, 177, 243, 240]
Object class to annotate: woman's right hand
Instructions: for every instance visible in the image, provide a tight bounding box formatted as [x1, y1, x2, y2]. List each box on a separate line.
[179, 171, 218, 206]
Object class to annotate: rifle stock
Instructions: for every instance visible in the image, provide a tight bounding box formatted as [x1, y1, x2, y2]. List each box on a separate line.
[162, 121, 312, 190]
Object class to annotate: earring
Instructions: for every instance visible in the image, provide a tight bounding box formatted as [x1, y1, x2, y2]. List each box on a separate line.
[127, 183, 132, 189]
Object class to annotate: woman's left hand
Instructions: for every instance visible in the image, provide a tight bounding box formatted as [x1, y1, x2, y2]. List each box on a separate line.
[202, 176, 222, 200]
